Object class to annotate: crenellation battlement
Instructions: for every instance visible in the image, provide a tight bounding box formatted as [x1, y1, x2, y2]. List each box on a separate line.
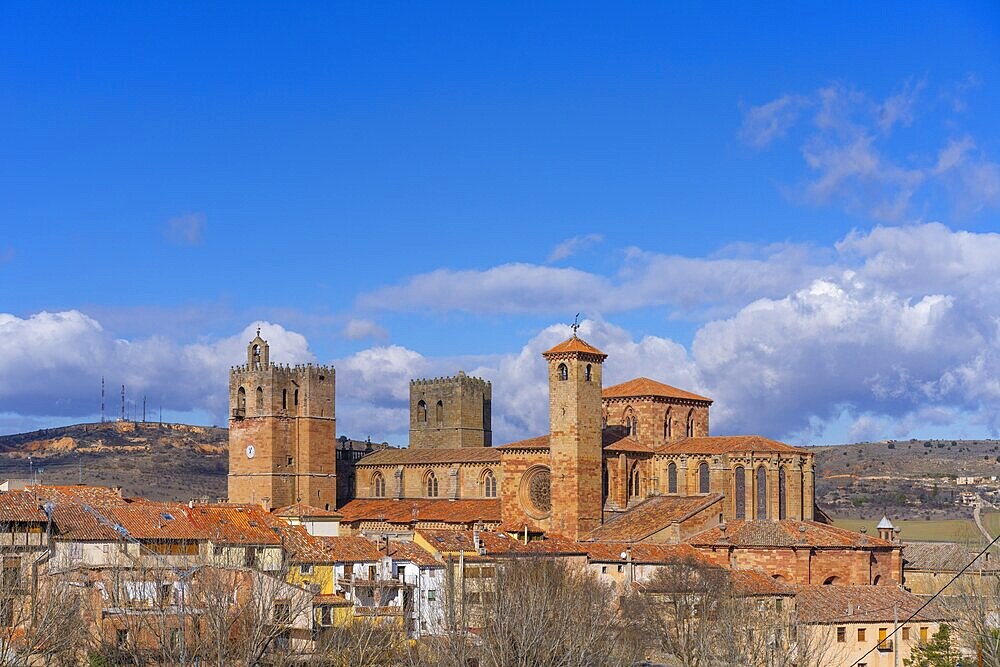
[410, 371, 491, 390]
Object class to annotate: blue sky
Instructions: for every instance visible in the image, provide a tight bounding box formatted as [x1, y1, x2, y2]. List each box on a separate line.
[1, 2, 999, 445]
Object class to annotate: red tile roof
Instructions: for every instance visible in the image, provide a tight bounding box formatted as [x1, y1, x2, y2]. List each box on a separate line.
[183, 504, 284, 545]
[686, 520, 893, 548]
[729, 569, 795, 597]
[541, 336, 607, 360]
[583, 542, 709, 565]
[286, 531, 383, 564]
[496, 435, 549, 450]
[417, 529, 526, 555]
[602, 377, 712, 403]
[337, 499, 501, 525]
[793, 585, 951, 624]
[656, 435, 809, 455]
[601, 432, 654, 453]
[356, 447, 501, 466]
[104, 503, 205, 541]
[382, 539, 442, 567]
[0, 491, 48, 523]
[585, 495, 723, 542]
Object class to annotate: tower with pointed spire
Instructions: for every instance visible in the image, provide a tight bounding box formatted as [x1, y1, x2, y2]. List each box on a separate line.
[542, 332, 607, 540]
[228, 330, 337, 510]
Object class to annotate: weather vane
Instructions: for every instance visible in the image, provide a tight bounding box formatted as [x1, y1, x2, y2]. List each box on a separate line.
[571, 313, 581, 336]
[256, 326, 261, 337]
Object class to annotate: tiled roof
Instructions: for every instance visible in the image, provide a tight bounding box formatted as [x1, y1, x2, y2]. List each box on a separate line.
[0, 491, 48, 523]
[183, 504, 284, 545]
[285, 531, 383, 564]
[542, 336, 607, 359]
[417, 529, 529, 556]
[583, 542, 708, 565]
[496, 435, 549, 450]
[337, 499, 501, 524]
[272, 503, 343, 519]
[686, 520, 893, 549]
[794, 585, 951, 624]
[382, 540, 442, 567]
[104, 503, 205, 541]
[603, 377, 712, 403]
[313, 593, 351, 605]
[29, 485, 129, 507]
[656, 435, 809, 455]
[902, 541, 1000, 572]
[729, 569, 795, 597]
[585, 495, 723, 542]
[602, 431, 655, 453]
[356, 447, 501, 466]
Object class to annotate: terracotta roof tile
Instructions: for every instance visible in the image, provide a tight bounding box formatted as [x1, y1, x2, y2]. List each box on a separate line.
[601, 431, 655, 453]
[272, 503, 343, 519]
[793, 585, 951, 624]
[656, 435, 809, 455]
[337, 499, 501, 525]
[585, 495, 723, 542]
[496, 435, 549, 450]
[416, 529, 528, 556]
[104, 503, 205, 541]
[583, 542, 708, 565]
[285, 531, 383, 564]
[902, 541, 1000, 572]
[686, 519, 893, 548]
[603, 377, 712, 403]
[382, 540, 442, 567]
[183, 504, 283, 545]
[0, 491, 48, 523]
[357, 447, 501, 466]
[729, 569, 795, 597]
[313, 593, 351, 605]
[542, 336, 607, 360]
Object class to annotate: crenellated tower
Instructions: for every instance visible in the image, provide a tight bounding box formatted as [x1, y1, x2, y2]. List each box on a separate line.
[228, 330, 336, 510]
[409, 372, 492, 449]
[543, 334, 607, 540]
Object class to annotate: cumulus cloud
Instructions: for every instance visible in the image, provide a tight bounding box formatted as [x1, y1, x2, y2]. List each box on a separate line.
[341, 318, 388, 341]
[741, 78, 1000, 220]
[547, 233, 604, 262]
[164, 213, 206, 245]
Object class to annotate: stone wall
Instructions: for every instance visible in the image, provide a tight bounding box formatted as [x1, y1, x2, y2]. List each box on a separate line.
[409, 373, 492, 448]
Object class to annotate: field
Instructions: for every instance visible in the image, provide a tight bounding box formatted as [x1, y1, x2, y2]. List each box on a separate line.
[834, 516, 991, 543]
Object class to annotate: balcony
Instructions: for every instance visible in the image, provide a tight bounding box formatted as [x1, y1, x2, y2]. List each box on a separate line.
[231, 407, 246, 419]
[877, 639, 894, 652]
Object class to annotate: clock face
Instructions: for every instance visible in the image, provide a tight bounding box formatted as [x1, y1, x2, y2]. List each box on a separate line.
[245, 444, 256, 459]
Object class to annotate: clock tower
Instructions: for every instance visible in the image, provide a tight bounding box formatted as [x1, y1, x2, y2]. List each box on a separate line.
[227, 330, 337, 510]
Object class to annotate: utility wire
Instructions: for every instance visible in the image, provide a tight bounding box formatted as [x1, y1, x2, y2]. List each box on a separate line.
[854, 531, 1000, 666]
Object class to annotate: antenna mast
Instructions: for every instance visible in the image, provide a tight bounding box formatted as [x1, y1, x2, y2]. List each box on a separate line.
[101, 376, 105, 423]
[121, 385, 125, 421]
[143, 395, 146, 423]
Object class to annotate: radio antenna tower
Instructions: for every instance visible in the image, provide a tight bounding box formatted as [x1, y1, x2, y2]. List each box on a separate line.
[100, 376, 105, 423]
[142, 395, 146, 423]
[121, 385, 125, 421]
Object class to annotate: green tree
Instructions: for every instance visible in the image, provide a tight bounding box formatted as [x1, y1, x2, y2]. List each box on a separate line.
[904, 624, 966, 667]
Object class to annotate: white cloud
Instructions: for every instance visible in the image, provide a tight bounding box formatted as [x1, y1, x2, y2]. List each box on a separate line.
[341, 318, 388, 341]
[739, 94, 809, 148]
[547, 233, 604, 262]
[876, 78, 925, 133]
[164, 213, 206, 246]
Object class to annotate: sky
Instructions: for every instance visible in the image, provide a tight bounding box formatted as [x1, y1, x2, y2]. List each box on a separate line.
[1, 2, 999, 446]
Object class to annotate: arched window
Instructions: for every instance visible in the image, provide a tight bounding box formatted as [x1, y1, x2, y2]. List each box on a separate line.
[667, 462, 678, 494]
[425, 470, 439, 497]
[237, 387, 246, 412]
[558, 364, 568, 381]
[756, 466, 768, 519]
[282, 389, 287, 410]
[630, 466, 641, 498]
[294, 389, 299, 407]
[435, 400, 444, 426]
[778, 467, 787, 520]
[602, 464, 609, 499]
[482, 470, 497, 498]
[417, 400, 427, 423]
[585, 364, 592, 382]
[255, 387, 264, 411]
[872, 574, 882, 586]
[252, 344, 261, 370]
[698, 462, 710, 494]
[372, 472, 385, 498]
[735, 466, 746, 519]
[686, 409, 695, 437]
[823, 576, 839, 586]
[664, 409, 672, 440]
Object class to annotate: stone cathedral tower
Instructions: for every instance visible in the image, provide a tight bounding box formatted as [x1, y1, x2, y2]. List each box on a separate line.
[409, 372, 492, 449]
[228, 330, 337, 510]
[543, 334, 607, 540]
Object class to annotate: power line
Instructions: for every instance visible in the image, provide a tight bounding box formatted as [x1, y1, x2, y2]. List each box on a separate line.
[854, 531, 1000, 666]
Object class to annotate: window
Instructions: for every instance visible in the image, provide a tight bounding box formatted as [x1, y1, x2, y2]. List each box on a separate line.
[857, 628, 866, 642]
[778, 467, 787, 520]
[698, 462, 710, 494]
[372, 472, 385, 498]
[686, 409, 695, 437]
[252, 344, 261, 369]
[427, 589, 437, 601]
[0, 599, 12, 627]
[274, 601, 291, 624]
[735, 466, 746, 519]
[836, 627, 845, 642]
[435, 400, 444, 426]
[116, 629, 128, 648]
[920, 627, 928, 642]
[282, 389, 287, 410]
[879, 628, 887, 643]
[425, 470, 439, 497]
[775, 598, 783, 612]
[667, 462, 678, 494]
[601, 566, 608, 574]
[256, 386, 264, 411]
[294, 389, 299, 407]
[902, 627, 910, 640]
[287, 456, 293, 466]
[630, 467, 641, 498]
[417, 400, 428, 423]
[237, 386, 246, 412]
[558, 363, 568, 381]
[585, 364, 592, 381]
[664, 409, 672, 439]
[300, 564, 313, 575]
[483, 470, 497, 498]
[170, 628, 181, 651]
[756, 466, 768, 519]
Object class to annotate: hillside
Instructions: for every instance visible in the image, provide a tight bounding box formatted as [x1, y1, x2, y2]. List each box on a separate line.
[0, 421, 229, 501]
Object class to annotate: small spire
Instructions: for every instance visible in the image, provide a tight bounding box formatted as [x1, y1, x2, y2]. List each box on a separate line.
[256, 326, 261, 337]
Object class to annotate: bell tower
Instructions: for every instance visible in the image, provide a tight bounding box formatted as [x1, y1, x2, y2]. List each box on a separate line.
[228, 329, 337, 510]
[542, 332, 606, 540]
